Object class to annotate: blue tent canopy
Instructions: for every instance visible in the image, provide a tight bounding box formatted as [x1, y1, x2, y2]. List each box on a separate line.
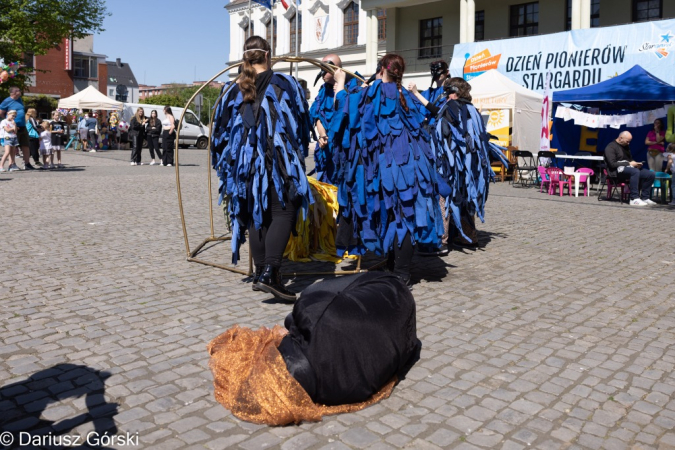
[551, 65, 675, 159]
[552, 65, 675, 109]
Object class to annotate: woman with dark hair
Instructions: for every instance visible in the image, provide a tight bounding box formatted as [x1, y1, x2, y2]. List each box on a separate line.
[331, 53, 444, 285]
[161, 106, 176, 167]
[129, 107, 147, 165]
[646, 118, 666, 171]
[420, 76, 507, 249]
[211, 35, 312, 301]
[146, 110, 162, 165]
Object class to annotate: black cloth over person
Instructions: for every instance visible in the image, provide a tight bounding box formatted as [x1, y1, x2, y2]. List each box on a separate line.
[146, 118, 162, 160]
[277, 272, 421, 406]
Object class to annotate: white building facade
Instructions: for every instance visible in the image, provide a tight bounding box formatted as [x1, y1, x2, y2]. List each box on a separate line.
[225, 0, 386, 101]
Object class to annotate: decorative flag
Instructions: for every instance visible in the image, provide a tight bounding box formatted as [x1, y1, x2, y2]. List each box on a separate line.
[252, 0, 274, 8]
[540, 72, 551, 152]
[280, 0, 295, 10]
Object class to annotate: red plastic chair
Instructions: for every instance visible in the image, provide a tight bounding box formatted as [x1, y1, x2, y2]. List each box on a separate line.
[547, 167, 572, 196]
[599, 168, 630, 203]
[537, 166, 550, 193]
[576, 168, 594, 197]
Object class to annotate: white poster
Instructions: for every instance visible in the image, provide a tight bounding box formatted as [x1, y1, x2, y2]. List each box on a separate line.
[451, 19, 675, 95]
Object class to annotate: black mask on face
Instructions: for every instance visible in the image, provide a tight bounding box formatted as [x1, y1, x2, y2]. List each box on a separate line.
[430, 61, 449, 88]
[314, 60, 335, 86]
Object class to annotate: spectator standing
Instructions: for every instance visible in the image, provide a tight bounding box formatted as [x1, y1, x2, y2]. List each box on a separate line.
[85, 112, 98, 152]
[161, 106, 176, 167]
[50, 111, 66, 168]
[26, 108, 42, 166]
[129, 108, 147, 165]
[0, 87, 36, 170]
[39, 120, 53, 169]
[146, 110, 162, 165]
[0, 110, 19, 172]
[78, 115, 90, 151]
[604, 131, 656, 206]
[645, 118, 666, 171]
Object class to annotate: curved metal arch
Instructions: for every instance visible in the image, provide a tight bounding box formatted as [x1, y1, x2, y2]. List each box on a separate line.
[174, 56, 372, 277]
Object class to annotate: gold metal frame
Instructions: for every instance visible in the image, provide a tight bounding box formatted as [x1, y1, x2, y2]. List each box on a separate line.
[174, 56, 383, 277]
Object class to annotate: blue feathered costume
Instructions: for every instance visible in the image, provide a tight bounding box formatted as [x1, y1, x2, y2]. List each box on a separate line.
[309, 76, 361, 184]
[329, 80, 444, 257]
[211, 72, 313, 264]
[431, 98, 508, 243]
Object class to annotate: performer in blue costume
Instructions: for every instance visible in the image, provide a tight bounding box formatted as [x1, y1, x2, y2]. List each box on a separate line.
[411, 77, 507, 249]
[211, 36, 313, 302]
[309, 54, 341, 184]
[419, 60, 449, 123]
[330, 54, 445, 285]
[309, 54, 363, 185]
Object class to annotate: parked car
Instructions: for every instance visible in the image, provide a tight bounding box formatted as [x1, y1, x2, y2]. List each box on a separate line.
[121, 103, 209, 149]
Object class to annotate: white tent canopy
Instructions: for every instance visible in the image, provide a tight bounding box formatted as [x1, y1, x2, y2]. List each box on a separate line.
[57, 86, 123, 110]
[468, 70, 543, 152]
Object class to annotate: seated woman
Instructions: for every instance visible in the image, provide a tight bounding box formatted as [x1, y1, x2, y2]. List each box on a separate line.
[207, 272, 421, 425]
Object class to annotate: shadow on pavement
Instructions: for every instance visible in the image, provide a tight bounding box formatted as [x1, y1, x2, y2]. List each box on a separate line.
[0, 364, 118, 449]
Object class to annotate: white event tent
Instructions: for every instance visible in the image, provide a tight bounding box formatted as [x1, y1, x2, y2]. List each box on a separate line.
[468, 70, 543, 152]
[57, 86, 123, 110]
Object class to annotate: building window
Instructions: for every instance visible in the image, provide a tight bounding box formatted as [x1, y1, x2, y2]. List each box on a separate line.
[419, 17, 442, 59]
[266, 17, 278, 55]
[109, 88, 114, 96]
[566, 0, 600, 30]
[343, 2, 359, 46]
[23, 52, 35, 70]
[633, 0, 662, 22]
[244, 22, 254, 39]
[510, 2, 538, 37]
[74, 57, 97, 78]
[475, 11, 485, 41]
[290, 13, 302, 53]
[377, 9, 386, 41]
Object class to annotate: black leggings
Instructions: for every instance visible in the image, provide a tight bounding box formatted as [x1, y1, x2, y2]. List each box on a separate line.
[392, 232, 414, 278]
[147, 135, 161, 159]
[28, 138, 40, 164]
[248, 191, 298, 268]
[162, 131, 174, 165]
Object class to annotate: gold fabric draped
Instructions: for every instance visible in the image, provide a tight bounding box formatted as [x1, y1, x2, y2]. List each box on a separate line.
[207, 325, 396, 426]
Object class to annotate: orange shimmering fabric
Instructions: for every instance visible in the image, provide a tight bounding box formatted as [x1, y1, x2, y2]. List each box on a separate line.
[207, 325, 396, 426]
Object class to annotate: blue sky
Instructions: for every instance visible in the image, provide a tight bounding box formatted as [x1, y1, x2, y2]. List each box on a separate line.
[95, 0, 231, 86]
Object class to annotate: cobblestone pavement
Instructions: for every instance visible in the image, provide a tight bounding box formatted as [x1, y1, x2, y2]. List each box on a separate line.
[1, 149, 675, 450]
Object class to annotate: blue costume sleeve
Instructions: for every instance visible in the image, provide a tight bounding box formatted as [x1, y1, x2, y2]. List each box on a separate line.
[210, 73, 313, 264]
[331, 80, 444, 256]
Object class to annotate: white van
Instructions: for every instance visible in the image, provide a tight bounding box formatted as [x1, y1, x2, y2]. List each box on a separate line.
[121, 103, 210, 149]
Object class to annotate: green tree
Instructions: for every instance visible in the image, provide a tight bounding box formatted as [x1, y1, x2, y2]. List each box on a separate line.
[0, 0, 110, 95]
[140, 85, 225, 124]
[139, 94, 184, 109]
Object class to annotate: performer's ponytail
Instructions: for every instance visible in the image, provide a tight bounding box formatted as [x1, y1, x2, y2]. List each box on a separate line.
[380, 54, 408, 112]
[240, 36, 271, 103]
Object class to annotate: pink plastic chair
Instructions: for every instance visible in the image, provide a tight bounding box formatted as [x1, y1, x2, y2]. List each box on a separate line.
[537, 166, 550, 193]
[547, 167, 572, 196]
[576, 168, 594, 197]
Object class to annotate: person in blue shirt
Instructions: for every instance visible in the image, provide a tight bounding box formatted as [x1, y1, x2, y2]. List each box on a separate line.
[85, 112, 98, 152]
[0, 86, 36, 170]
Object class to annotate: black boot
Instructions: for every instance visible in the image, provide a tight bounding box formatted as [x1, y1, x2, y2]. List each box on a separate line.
[255, 265, 297, 302]
[251, 265, 264, 292]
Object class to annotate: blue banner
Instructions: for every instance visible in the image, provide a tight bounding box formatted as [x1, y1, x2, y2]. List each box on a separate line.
[251, 0, 273, 9]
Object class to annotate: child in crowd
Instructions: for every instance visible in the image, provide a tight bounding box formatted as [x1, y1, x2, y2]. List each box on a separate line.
[50, 111, 66, 168]
[0, 110, 19, 172]
[39, 120, 53, 169]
